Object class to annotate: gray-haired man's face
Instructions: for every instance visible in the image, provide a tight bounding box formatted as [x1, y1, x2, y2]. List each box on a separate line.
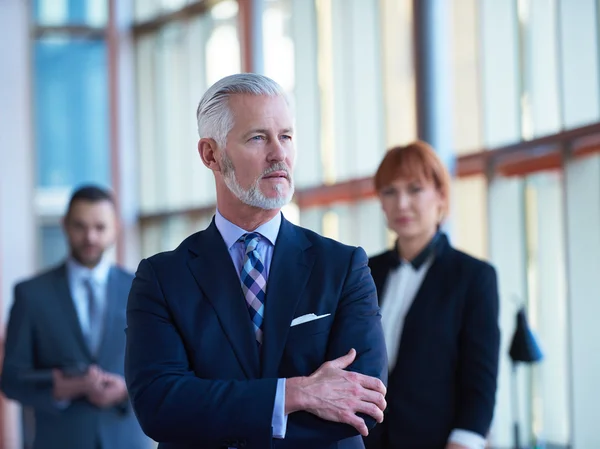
[218, 94, 295, 210]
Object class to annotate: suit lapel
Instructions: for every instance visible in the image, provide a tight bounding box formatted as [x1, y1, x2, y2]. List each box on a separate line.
[187, 221, 260, 378]
[261, 219, 314, 377]
[53, 264, 92, 360]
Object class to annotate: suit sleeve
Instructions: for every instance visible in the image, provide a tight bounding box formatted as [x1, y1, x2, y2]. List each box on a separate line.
[124, 258, 278, 448]
[280, 246, 389, 445]
[455, 264, 501, 436]
[0, 285, 59, 414]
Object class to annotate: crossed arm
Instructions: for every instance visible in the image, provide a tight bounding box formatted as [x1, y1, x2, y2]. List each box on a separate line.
[124, 247, 388, 447]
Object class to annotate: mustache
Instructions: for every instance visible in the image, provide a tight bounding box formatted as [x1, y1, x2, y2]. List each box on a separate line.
[261, 163, 291, 180]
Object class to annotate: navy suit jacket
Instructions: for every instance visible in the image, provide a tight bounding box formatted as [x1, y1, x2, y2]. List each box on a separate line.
[364, 234, 500, 449]
[0, 264, 149, 449]
[124, 216, 388, 449]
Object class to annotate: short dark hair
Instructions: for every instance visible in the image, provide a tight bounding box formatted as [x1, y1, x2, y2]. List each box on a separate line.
[66, 185, 115, 217]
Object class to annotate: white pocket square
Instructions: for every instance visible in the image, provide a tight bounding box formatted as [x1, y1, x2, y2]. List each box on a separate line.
[290, 313, 331, 327]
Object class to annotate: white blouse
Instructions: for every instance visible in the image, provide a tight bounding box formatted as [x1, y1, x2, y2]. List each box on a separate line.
[380, 257, 433, 371]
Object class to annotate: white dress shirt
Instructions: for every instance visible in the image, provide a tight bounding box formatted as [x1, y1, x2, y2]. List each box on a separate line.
[214, 210, 288, 439]
[380, 251, 486, 449]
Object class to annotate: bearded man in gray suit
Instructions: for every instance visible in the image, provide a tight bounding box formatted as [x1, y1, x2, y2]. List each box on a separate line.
[1, 185, 149, 449]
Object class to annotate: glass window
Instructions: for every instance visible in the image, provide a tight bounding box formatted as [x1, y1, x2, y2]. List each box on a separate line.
[155, 23, 191, 211]
[480, 0, 521, 147]
[451, 175, 488, 259]
[263, 0, 295, 95]
[487, 176, 530, 447]
[524, 171, 570, 446]
[134, 0, 160, 22]
[39, 224, 67, 269]
[315, 0, 385, 183]
[315, 199, 386, 255]
[34, 38, 110, 189]
[187, 14, 217, 208]
[160, 0, 188, 13]
[136, 34, 160, 213]
[522, 0, 561, 139]
[135, 2, 240, 214]
[352, 199, 387, 256]
[34, 0, 107, 26]
[451, 0, 483, 154]
[564, 154, 600, 446]
[299, 207, 324, 234]
[205, 6, 241, 87]
[288, 0, 322, 188]
[380, 0, 416, 148]
[558, 0, 600, 129]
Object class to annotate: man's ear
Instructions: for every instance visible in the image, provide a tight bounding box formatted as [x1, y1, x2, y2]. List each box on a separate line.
[198, 138, 222, 172]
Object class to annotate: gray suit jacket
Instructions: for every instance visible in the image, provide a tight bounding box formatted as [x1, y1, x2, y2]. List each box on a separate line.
[1, 263, 150, 449]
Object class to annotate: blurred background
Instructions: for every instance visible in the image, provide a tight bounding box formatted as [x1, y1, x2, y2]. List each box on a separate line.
[1, 0, 599, 448]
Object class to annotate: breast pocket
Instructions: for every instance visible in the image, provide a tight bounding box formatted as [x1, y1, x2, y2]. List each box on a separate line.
[287, 315, 333, 339]
[281, 315, 333, 377]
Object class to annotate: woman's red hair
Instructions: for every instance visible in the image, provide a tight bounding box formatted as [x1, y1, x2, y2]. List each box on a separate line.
[374, 140, 451, 217]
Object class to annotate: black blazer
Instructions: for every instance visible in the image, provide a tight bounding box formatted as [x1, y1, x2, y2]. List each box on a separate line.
[364, 233, 500, 449]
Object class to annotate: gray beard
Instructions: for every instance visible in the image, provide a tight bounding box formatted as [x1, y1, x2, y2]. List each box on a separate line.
[220, 152, 294, 210]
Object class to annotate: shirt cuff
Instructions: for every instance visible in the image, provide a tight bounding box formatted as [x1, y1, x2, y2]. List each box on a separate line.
[272, 378, 288, 439]
[448, 429, 486, 449]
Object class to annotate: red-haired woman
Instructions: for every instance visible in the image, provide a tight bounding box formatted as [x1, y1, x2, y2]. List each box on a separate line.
[364, 141, 500, 449]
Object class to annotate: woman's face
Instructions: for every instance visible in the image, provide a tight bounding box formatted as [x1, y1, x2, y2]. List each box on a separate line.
[379, 176, 444, 241]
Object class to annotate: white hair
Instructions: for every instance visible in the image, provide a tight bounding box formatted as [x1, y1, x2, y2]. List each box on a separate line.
[196, 73, 287, 147]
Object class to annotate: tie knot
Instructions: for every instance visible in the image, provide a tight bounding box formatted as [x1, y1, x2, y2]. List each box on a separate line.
[241, 232, 261, 253]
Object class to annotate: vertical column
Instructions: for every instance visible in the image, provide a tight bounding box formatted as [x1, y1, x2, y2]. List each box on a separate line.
[239, 0, 264, 73]
[413, 0, 455, 239]
[108, 0, 140, 270]
[0, 1, 36, 448]
[413, 0, 454, 171]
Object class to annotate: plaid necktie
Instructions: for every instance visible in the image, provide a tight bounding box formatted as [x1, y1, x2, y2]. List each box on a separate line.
[239, 232, 266, 346]
[83, 278, 102, 354]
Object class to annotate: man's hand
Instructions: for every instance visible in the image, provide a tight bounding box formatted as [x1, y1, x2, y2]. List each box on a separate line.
[285, 348, 387, 437]
[52, 364, 104, 401]
[87, 372, 128, 408]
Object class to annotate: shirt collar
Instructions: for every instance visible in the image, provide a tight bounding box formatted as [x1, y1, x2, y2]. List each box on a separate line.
[388, 231, 442, 270]
[215, 209, 282, 249]
[66, 254, 112, 286]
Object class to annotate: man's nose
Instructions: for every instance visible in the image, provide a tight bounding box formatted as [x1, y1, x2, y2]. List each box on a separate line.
[267, 139, 286, 162]
[85, 229, 98, 243]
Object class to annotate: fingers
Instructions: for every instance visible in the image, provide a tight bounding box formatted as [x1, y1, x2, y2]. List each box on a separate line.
[359, 388, 387, 413]
[343, 413, 370, 437]
[353, 399, 385, 423]
[328, 348, 357, 370]
[354, 372, 386, 396]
